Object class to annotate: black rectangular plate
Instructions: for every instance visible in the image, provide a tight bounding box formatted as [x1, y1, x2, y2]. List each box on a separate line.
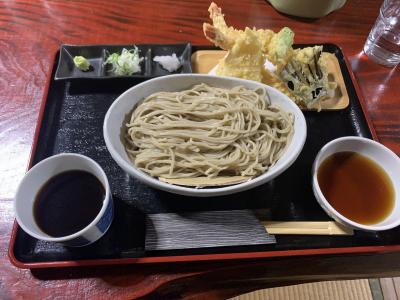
[11, 44, 400, 265]
[55, 43, 192, 80]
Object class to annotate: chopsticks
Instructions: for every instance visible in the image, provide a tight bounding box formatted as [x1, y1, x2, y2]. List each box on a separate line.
[262, 221, 354, 235]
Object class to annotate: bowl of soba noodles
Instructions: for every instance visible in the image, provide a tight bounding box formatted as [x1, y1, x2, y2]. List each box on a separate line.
[103, 74, 306, 197]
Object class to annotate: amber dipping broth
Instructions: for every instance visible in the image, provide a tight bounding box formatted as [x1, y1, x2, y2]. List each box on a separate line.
[317, 151, 395, 225]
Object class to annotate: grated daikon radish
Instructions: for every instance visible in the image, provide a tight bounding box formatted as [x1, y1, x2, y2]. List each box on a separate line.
[153, 53, 181, 72]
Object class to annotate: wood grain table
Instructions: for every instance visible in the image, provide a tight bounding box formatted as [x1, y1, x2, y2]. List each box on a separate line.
[1, 0, 399, 299]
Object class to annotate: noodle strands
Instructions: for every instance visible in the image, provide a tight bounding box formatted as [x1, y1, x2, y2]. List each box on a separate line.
[125, 84, 294, 186]
[159, 176, 251, 187]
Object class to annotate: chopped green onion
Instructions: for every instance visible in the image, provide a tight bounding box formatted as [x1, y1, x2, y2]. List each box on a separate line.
[104, 47, 143, 76]
[73, 56, 91, 71]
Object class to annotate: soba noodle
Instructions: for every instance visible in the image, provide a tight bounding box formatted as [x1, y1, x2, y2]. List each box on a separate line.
[125, 83, 294, 179]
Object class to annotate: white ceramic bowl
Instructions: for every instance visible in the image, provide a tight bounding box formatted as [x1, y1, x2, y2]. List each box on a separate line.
[14, 153, 113, 246]
[104, 74, 307, 197]
[312, 136, 400, 231]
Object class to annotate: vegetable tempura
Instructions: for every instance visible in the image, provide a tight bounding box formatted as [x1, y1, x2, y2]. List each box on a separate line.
[203, 2, 336, 109]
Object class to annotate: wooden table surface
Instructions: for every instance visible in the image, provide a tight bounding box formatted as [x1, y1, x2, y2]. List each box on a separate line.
[1, 0, 400, 298]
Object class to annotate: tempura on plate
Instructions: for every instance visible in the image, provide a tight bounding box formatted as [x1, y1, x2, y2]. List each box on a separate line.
[203, 2, 336, 109]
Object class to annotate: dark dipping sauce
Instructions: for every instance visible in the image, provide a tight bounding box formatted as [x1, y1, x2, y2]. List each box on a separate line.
[34, 170, 105, 237]
[317, 151, 395, 225]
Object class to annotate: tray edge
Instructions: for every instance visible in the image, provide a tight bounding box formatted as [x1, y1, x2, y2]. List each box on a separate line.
[8, 49, 60, 269]
[339, 44, 378, 140]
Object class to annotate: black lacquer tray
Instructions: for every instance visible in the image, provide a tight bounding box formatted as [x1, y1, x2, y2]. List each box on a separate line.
[9, 44, 400, 269]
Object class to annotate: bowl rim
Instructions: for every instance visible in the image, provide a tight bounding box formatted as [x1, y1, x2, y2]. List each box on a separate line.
[14, 153, 111, 242]
[312, 136, 400, 231]
[103, 74, 307, 196]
